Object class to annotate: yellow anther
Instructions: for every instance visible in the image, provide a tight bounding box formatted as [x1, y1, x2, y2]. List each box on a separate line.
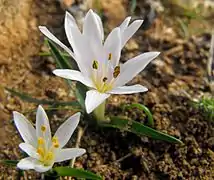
[52, 136, 58, 143]
[52, 136, 59, 148]
[92, 60, 99, 69]
[102, 77, 108, 82]
[53, 143, 59, 148]
[46, 152, 54, 161]
[113, 66, 120, 78]
[41, 125, 46, 132]
[38, 137, 45, 145]
[37, 147, 44, 156]
[108, 53, 112, 60]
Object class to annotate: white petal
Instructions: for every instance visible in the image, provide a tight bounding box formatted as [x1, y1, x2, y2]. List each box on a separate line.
[93, 12, 104, 41]
[104, 27, 121, 67]
[39, 26, 75, 59]
[53, 69, 94, 88]
[64, 11, 81, 49]
[13, 112, 37, 147]
[108, 84, 148, 94]
[65, 16, 93, 75]
[119, 16, 131, 32]
[121, 20, 144, 48]
[34, 163, 53, 173]
[17, 157, 35, 170]
[17, 156, 53, 173]
[83, 9, 103, 44]
[115, 52, 160, 86]
[85, 90, 110, 113]
[55, 148, 86, 163]
[54, 112, 81, 148]
[36, 105, 51, 147]
[19, 143, 39, 159]
[83, 10, 104, 61]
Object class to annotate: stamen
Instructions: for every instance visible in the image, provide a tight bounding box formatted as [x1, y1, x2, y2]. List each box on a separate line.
[52, 136, 58, 143]
[108, 53, 112, 60]
[37, 147, 44, 156]
[53, 143, 59, 148]
[38, 137, 45, 145]
[113, 66, 120, 78]
[92, 60, 99, 69]
[41, 125, 46, 132]
[102, 77, 108, 82]
[46, 152, 54, 161]
[52, 136, 60, 148]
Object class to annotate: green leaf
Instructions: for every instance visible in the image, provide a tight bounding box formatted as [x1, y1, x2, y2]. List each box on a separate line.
[39, 51, 70, 58]
[125, 103, 154, 127]
[193, 97, 214, 121]
[46, 39, 88, 111]
[46, 40, 76, 89]
[6, 88, 80, 107]
[176, 18, 189, 38]
[75, 82, 88, 111]
[54, 167, 102, 180]
[130, 0, 137, 14]
[102, 117, 182, 144]
[1, 160, 18, 166]
[46, 40, 76, 70]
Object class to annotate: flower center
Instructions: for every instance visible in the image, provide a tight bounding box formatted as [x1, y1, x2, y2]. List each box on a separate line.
[36, 125, 59, 166]
[91, 55, 120, 93]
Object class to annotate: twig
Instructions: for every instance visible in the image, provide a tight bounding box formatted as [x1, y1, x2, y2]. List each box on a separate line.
[69, 126, 87, 167]
[164, 45, 183, 56]
[115, 153, 132, 163]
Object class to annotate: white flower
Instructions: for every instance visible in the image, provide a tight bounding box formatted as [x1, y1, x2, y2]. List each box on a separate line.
[13, 105, 85, 172]
[39, 10, 160, 114]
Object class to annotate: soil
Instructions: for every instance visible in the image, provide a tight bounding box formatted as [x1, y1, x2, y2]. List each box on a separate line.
[0, 0, 213, 180]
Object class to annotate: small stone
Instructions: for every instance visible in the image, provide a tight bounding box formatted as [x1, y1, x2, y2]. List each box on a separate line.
[110, 151, 117, 161]
[62, 0, 74, 7]
[131, 175, 138, 180]
[89, 139, 97, 146]
[101, 0, 127, 29]
[207, 137, 214, 147]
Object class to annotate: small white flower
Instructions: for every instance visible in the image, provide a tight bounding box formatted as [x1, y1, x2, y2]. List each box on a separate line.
[39, 10, 160, 114]
[13, 105, 85, 172]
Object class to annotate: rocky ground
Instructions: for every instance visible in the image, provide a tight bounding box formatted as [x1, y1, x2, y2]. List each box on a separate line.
[0, 0, 213, 179]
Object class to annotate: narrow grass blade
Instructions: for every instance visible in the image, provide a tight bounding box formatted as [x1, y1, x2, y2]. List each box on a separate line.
[1, 160, 18, 166]
[54, 167, 102, 180]
[46, 40, 76, 70]
[125, 103, 154, 127]
[102, 117, 182, 144]
[6, 88, 80, 107]
[46, 39, 75, 89]
[75, 82, 88, 110]
[130, 0, 137, 14]
[39, 51, 70, 58]
[177, 18, 189, 38]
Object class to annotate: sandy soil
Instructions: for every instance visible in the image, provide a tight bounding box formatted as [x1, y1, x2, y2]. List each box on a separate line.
[0, 0, 213, 179]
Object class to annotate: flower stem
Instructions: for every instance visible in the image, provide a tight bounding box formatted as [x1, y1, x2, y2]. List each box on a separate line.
[93, 101, 106, 122]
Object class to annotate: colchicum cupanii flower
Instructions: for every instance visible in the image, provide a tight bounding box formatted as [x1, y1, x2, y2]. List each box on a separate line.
[39, 9, 160, 118]
[13, 105, 85, 172]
